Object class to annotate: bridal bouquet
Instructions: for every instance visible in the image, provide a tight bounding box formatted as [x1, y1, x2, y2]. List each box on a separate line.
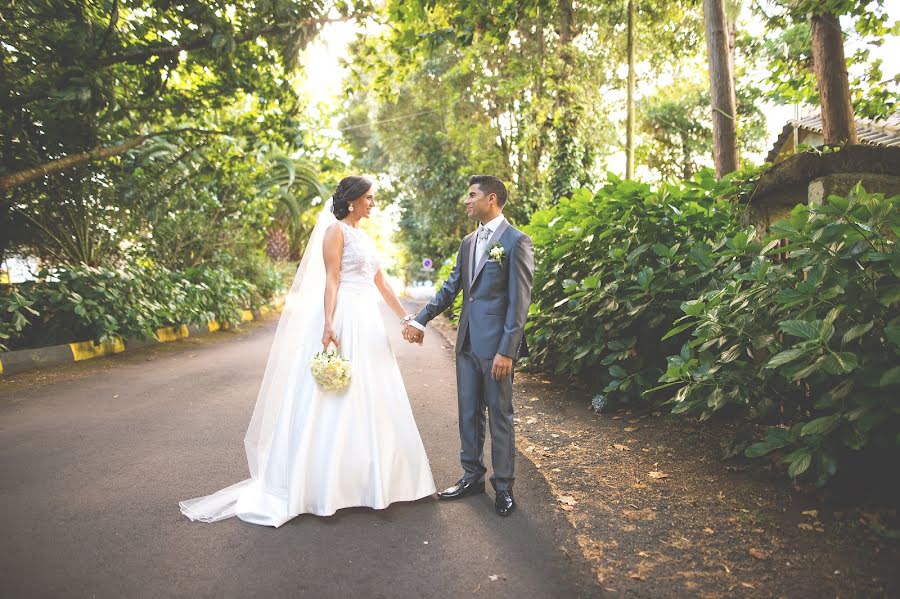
[310, 349, 351, 391]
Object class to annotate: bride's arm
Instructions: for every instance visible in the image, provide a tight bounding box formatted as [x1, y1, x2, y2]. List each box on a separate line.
[321, 224, 343, 350]
[374, 267, 408, 321]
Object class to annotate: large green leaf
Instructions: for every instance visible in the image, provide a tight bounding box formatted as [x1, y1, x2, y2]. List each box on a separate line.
[823, 352, 858, 375]
[766, 348, 809, 368]
[778, 319, 820, 340]
[801, 415, 840, 437]
[786, 450, 813, 477]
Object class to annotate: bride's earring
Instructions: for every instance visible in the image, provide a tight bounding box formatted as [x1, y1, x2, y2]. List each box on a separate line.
[348, 204, 355, 212]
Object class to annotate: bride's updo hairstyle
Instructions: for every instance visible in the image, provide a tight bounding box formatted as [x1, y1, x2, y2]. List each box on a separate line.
[331, 176, 373, 220]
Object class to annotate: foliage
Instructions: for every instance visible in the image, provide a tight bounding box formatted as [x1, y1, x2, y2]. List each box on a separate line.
[659, 186, 899, 485]
[342, 0, 708, 263]
[524, 169, 750, 402]
[1, 0, 341, 280]
[638, 77, 768, 181]
[748, 1, 898, 120]
[0, 260, 288, 352]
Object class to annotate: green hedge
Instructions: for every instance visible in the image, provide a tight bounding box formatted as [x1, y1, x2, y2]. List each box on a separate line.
[0, 259, 288, 352]
[524, 172, 749, 403]
[525, 172, 899, 486]
[658, 185, 899, 486]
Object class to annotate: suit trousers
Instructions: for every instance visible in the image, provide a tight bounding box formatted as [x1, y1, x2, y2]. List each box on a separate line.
[456, 330, 516, 491]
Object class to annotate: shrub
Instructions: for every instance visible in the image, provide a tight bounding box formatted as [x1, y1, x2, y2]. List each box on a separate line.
[524, 172, 746, 409]
[659, 185, 899, 485]
[0, 259, 277, 351]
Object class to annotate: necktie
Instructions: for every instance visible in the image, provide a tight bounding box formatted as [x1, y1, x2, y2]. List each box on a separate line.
[473, 225, 491, 284]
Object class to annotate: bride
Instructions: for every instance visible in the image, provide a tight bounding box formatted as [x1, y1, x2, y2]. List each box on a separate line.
[179, 176, 436, 527]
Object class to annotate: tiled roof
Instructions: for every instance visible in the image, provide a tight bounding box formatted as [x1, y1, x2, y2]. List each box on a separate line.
[766, 112, 900, 163]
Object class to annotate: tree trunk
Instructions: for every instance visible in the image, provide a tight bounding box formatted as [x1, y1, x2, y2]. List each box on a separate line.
[0, 136, 150, 192]
[625, 0, 636, 180]
[811, 12, 858, 144]
[549, 0, 578, 202]
[702, 0, 739, 178]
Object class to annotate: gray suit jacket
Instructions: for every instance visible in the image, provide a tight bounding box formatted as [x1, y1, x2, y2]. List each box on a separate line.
[415, 219, 535, 360]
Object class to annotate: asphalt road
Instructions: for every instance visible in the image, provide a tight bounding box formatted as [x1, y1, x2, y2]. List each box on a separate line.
[0, 304, 595, 598]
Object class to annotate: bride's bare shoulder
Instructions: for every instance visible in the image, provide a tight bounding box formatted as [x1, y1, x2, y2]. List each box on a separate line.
[324, 222, 345, 236]
[322, 222, 345, 251]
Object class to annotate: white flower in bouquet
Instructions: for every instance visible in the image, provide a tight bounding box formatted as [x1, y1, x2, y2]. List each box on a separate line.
[310, 350, 351, 391]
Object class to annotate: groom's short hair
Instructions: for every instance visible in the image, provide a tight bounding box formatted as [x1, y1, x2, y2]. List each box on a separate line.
[469, 175, 508, 207]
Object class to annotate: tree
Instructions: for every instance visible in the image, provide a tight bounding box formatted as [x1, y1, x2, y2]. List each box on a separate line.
[702, 0, 739, 178]
[0, 1, 365, 191]
[749, 1, 896, 125]
[1, 0, 348, 267]
[638, 79, 766, 181]
[811, 11, 858, 144]
[625, 0, 636, 180]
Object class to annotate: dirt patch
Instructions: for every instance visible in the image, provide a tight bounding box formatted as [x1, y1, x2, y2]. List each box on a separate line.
[425, 314, 900, 598]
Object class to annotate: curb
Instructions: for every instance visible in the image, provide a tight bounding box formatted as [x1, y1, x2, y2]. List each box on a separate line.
[0, 294, 286, 377]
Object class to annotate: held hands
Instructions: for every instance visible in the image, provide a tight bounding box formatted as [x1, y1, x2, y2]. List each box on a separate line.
[403, 323, 424, 345]
[491, 354, 513, 380]
[321, 325, 339, 352]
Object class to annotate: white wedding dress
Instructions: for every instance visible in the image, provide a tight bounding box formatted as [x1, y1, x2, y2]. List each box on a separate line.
[179, 201, 436, 527]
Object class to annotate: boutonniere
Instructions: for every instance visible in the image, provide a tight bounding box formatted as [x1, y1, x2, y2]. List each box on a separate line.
[487, 242, 505, 265]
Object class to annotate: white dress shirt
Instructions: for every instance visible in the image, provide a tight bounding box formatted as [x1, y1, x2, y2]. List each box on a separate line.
[474, 214, 506, 267]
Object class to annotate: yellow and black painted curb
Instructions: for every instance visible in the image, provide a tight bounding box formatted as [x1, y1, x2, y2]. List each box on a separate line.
[0, 295, 286, 377]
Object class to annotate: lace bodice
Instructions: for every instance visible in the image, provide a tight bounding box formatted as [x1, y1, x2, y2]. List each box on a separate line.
[339, 222, 380, 285]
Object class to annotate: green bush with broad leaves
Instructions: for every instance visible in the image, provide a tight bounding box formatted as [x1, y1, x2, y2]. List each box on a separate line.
[524, 169, 898, 486]
[659, 185, 899, 486]
[0, 261, 288, 352]
[523, 171, 749, 410]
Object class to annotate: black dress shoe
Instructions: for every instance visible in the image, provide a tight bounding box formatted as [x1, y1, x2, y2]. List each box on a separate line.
[495, 490, 515, 516]
[436, 479, 485, 500]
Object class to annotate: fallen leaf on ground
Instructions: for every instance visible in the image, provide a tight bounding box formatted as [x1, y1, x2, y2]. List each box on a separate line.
[557, 495, 577, 506]
[741, 582, 755, 589]
[529, 397, 540, 402]
[703, 527, 715, 535]
[801, 509, 819, 518]
[526, 417, 537, 424]
[488, 574, 498, 581]
[798, 523, 815, 531]
[611, 416, 622, 420]
[648, 471, 669, 479]
[623, 508, 657, 521]
[624, 426, 639, 432]
[749, 548, 769, 560]
[627, 419, 641, 424]
[612, 444, 630, 451]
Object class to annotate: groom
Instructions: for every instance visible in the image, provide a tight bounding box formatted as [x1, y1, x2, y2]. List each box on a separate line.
[404, 175, 534, 516]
